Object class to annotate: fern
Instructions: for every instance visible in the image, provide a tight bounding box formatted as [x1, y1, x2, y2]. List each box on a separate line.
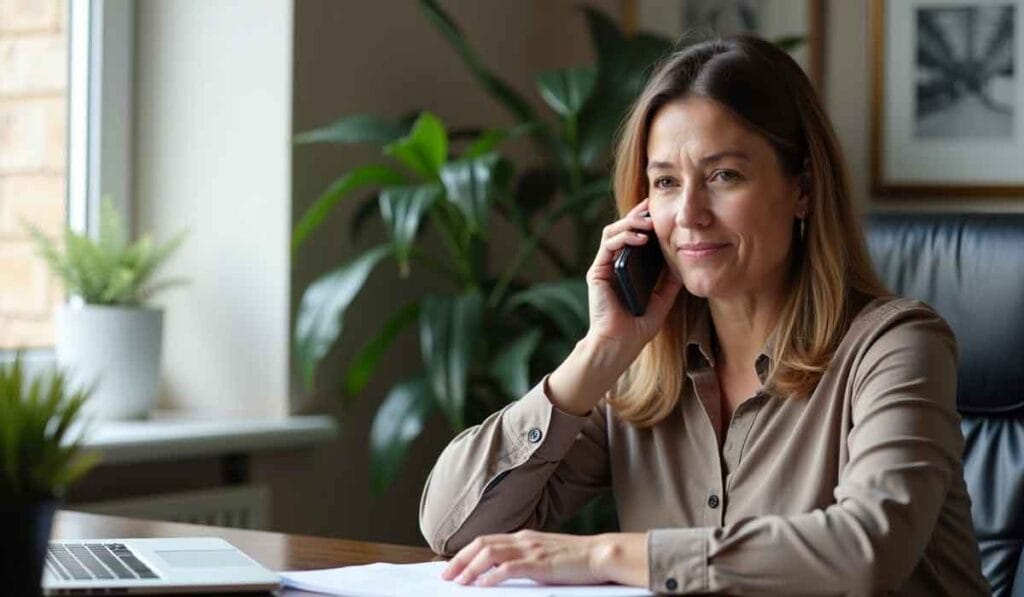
[23, 197, 189, 306]
[0, 355, 99, 499]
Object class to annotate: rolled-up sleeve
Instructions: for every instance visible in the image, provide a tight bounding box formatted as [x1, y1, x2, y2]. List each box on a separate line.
[419, 377, 610, 555]
[647, 306, 965, 595]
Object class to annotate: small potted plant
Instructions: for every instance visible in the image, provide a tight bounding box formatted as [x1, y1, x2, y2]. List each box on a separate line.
[24, 198, 188, 420]
[0, 354, 99, 596]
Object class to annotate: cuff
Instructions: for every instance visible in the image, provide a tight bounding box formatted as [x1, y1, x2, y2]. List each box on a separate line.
[648, 527, 710, 594]
[500, 375, 591, 462]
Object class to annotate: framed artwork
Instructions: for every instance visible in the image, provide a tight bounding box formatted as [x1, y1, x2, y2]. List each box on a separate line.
[623, 0, 826, 92]
[872, 0, 1024, 196]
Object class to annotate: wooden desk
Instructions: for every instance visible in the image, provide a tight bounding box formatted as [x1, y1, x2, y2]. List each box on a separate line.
[53, 510, 438, 594]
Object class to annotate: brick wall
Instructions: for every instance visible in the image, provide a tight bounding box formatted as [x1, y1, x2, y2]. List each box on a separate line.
[0, 0, 67, 349]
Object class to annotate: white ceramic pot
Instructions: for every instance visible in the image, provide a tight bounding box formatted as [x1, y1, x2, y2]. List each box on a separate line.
[55, 304, 163, 420]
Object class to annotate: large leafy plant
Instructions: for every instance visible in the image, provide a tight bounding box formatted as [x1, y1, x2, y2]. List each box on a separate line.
[294, 3, 672, 501]
[24, 198, 188, 306]
[0, 355, 99, 500]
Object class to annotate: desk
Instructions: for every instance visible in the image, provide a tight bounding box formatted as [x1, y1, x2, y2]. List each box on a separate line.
[53, 510, 437, 594]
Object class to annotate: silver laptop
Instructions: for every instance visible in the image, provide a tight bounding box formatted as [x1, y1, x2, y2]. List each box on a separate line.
[43, 537, 280, 594]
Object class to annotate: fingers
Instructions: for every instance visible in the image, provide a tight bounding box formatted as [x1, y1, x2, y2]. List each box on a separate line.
[441, 535, 516, 584]
[455, 543, 520, 585]
[600, 199, 654, 243]
[590, 199, 656, 275]
[475, 558, 535, 587]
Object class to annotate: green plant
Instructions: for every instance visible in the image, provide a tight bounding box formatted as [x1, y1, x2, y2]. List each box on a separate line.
[24, 197, 188, 306]
[293, 2, 804, 506]
[0, 355, 99, 499]
[294, 3, 671, 499]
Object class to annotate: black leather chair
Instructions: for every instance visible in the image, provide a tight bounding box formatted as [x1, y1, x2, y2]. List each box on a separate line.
[864, 213, 1024, 597]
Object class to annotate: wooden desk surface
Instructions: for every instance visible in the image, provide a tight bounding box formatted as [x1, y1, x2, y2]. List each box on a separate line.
[53, 510, 438, 594]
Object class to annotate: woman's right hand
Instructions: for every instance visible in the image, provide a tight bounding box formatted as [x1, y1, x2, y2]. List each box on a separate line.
[546, 198, 683, 416]
[585, 197, 683, 355]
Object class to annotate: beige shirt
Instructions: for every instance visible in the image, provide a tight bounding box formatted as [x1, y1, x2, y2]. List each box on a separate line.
[419, 297, 990, 596]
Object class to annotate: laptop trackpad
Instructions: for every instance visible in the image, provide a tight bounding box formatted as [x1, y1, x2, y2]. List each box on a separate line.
[155, 549, 255, 568]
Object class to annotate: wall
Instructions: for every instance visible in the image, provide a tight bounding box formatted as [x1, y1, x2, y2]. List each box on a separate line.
[0, 0, 66, 348]
[133, 0, 293, 417]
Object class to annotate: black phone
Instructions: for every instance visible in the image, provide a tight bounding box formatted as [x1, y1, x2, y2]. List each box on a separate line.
[613, 230, 666, 316]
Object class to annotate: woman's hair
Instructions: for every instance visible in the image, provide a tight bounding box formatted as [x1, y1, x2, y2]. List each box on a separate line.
[608, 36, 890, 426]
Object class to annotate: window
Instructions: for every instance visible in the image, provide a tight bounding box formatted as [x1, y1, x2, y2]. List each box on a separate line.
[0, 0, 132, 352]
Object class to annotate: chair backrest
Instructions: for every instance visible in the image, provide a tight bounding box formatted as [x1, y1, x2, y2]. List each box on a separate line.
[864, 212, 1024, 597]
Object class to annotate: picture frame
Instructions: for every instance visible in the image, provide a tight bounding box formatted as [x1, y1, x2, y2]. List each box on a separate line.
[622, 0, 826, 93]
[871, 0, 1024, 197]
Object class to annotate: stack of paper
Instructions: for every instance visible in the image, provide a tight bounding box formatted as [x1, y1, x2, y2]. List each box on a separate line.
[280, 561, 653, 596]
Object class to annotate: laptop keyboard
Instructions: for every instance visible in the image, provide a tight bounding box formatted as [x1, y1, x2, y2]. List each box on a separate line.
[47, 543, 159, 581]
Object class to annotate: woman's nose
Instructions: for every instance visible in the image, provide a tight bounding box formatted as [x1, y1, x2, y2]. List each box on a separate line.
[674, 183, 712, 229]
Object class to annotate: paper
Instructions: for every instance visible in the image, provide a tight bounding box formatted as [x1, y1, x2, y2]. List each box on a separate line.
[280, 561, 653, 597]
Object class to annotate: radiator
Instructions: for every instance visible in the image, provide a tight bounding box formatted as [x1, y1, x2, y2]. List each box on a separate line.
[74, 485, 270, 530]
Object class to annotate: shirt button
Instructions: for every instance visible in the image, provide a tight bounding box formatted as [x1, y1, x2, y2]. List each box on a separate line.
[527, 428, 543, 443]
[707, 494, 720, 509]
[665, 577, 678, 591]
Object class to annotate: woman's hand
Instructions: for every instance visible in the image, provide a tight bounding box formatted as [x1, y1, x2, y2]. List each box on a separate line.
[441, 530, 648, 588]
[545, 198, 683, 416]
[586, 197, 682, 351]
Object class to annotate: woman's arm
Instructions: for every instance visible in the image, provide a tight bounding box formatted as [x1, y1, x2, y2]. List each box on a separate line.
[418, 342, 615, 555]
[446, 305, 974, 595]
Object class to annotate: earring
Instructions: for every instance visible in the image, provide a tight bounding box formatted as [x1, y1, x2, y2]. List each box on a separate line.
[799, 218, 806, 242]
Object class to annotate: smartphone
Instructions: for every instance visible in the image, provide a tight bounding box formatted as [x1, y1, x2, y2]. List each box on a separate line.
[613, 230, 666, 316]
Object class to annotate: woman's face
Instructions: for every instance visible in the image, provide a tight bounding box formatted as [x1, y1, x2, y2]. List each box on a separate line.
[645, 96, 807, 301]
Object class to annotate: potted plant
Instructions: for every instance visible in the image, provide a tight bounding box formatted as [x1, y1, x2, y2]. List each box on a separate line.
[0, 354, 99, 596]
[24, 198, 188, 420]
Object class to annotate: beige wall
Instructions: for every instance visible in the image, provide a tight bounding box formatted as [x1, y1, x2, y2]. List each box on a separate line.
[133, 0, 293, 417]
[0, 0, 66, 348]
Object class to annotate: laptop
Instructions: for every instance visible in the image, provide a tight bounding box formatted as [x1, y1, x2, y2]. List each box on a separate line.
[42, 537, 280, 594]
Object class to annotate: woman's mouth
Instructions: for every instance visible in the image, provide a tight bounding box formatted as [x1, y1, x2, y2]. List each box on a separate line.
[677, 242, 730, 259]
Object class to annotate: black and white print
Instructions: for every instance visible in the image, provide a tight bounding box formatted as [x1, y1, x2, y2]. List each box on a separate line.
[915, 4, 1016, 138]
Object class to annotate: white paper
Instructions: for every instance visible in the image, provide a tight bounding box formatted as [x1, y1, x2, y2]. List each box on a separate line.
[280, 561, 653, 597]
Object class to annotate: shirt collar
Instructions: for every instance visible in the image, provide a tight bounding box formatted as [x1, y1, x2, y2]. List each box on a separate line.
[684, 300, 776, 384]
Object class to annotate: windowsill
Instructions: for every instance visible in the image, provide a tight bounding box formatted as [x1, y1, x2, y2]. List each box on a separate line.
[78, 414, 338, 466]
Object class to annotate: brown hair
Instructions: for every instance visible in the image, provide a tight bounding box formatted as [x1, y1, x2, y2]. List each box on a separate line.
[608, 36, 890, 426]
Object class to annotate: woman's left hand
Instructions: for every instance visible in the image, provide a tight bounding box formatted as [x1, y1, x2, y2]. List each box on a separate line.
[441, 530, 648, 588]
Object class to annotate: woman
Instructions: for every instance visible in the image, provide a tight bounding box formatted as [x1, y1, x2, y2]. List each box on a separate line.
[418, 37, 989, 596]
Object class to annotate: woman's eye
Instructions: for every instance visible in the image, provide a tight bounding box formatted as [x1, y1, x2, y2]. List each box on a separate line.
[652, 177, 676, 189]
[710, 170, 743, 184]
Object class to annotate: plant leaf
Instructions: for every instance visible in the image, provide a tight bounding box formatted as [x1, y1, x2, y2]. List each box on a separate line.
[439, 152, 510, 236]
[417, 0, 537, 124]
[293, 114, 406, 145]
[462, 121, 540, 159]
[773, 35, 805, 52]
[344, 301, 421, 400]
[489, 329, 543, 401]
[383, 112, 448, 181]
[369, 375, 436, 493]
[419, 291, 483, 431]
[576, 7, 672, 167]
[536, 67, 597, 119]
[293, 165, 407, 252]
[294, 245, 393, 389]
[504, 279, 589, 341]
[378, 183, 442, 276]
